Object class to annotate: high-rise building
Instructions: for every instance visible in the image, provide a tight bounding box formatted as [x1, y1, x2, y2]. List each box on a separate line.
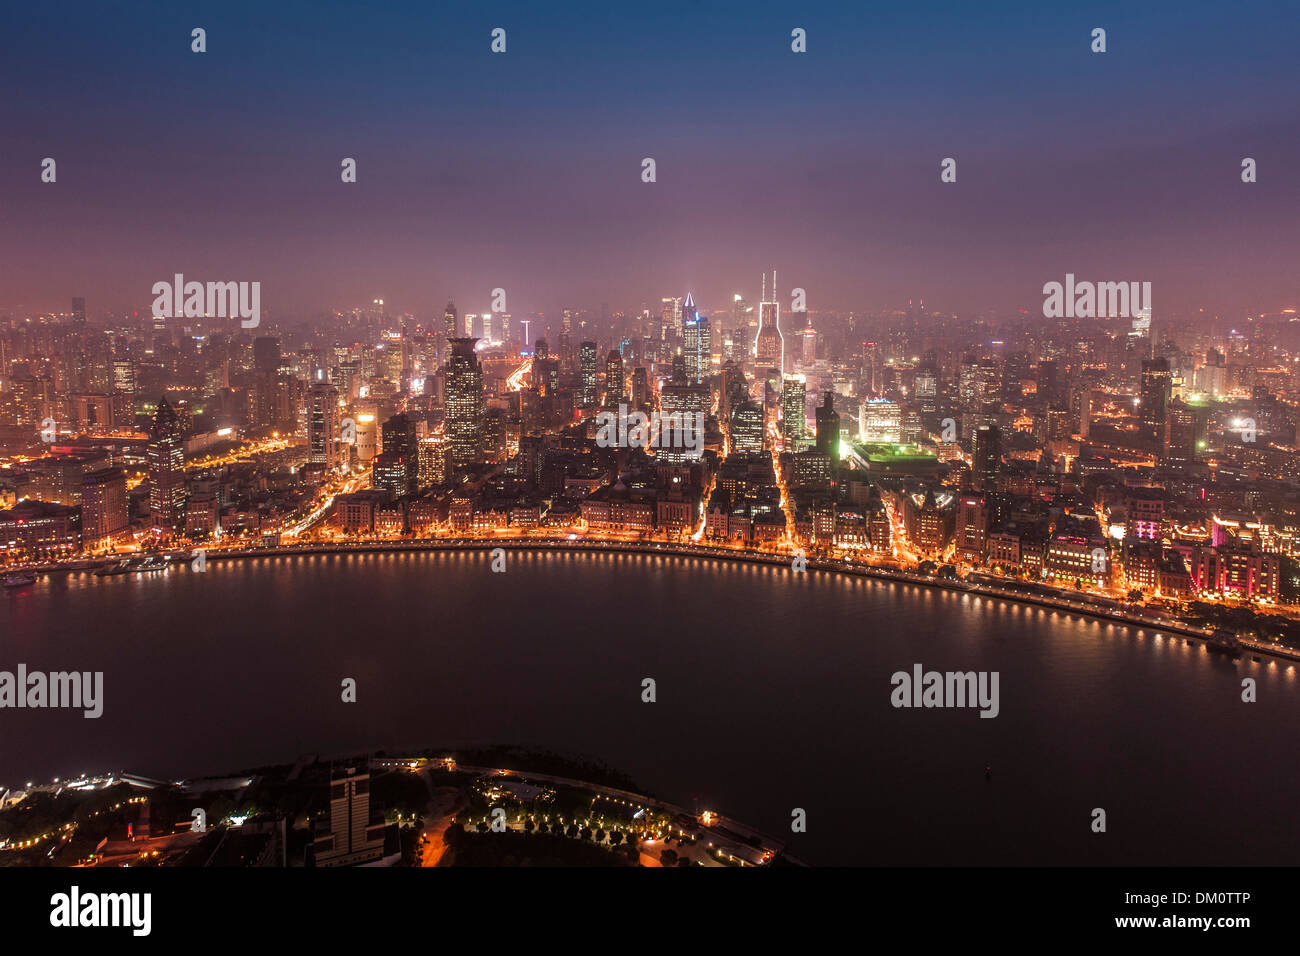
[972, 424, 1001, 492]
[147, 398, 186, 536]
[605, 350, 624, 403]
[815, 392, 840, 459]
[859, 399, 902, 443]
[444, 300, 459, 339]
[313, 766, 386, 867]
[754, 272, 783, 375]
[730, 400, 765, 453]
[308, 383, 341, 470]
[580, 341, 599, 407]
[683, 308, 711, 385]
[954, 496, 988, 564]
[81, 467, 128, 550]
[417, 436, 447, 488]
[1140, 358, 1172, 449]
[446, 337, 485, 471]
[781, 375, 807, 447]
[253, 336, 281, 374]
[378, 413, 418, 496]
[631, 366, 649, 409]
[1166, 398, 1208, 464]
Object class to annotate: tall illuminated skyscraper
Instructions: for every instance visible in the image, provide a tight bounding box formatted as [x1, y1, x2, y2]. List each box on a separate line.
[605, 350, 624, 403]
[781, 375, 807, 447]
[147, 397, 186, 536]
[1140, 358, 1171, 449]
[308, 382, 340, 470]
[446, 337, 484, 471]
[683, 305, 710, 385]
[444, 300, 459, 338]
[580, 341, 599, 407]
[754, 272, 783, 375]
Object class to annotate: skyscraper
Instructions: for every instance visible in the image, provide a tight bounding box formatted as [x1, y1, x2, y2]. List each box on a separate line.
[1140, 358, 1172, 450]
[580, 341, 599, 407]
[781, 375, 807, 447]
[443, 300, 459, 338]
[81, 467, 128, 551]
[815, 392, 840, 459]
[147, 397, 186, 536]
[605, 350, 624, 404]
[446, 337, 485, 471]
[972, 424, 1001, 492]
[308, 383, 340, 470]
[683, 308, 711, 385]
[730, 400, 765, 453]
[377, 413, 418, 496]
[754, 272, 783, 375]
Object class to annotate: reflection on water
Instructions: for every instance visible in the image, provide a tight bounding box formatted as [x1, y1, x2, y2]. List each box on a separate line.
[4, 550, 1297, 865]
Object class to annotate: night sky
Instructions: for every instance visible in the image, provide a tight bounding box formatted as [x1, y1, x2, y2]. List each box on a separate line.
[2, 0, 1297, 320]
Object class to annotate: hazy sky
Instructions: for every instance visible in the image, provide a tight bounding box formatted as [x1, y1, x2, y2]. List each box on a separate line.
[2, 0, 1297, 322]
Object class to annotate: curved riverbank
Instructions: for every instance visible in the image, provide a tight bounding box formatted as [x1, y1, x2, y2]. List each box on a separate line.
[34, 536, 1300, 665]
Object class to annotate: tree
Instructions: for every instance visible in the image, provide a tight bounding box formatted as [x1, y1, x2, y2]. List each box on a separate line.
[443, 823, 464, 847]
[659, 848, 678, 867]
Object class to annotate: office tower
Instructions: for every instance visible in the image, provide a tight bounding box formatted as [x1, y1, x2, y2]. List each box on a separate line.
[683, 309, 711, 384]
[308, 383, 341, 470]
[815, 391, 840, 459]
[754, 272, 783, 374]
[1036, 359, 1061, 406]
[580, 341, 599, 407]
[313, 767, 386, 867]
[446, 337, 485, 471]
[860, 399, 902, 443]
[71, 296, 86, 326]
[955, 496, 988, 564]
[378, 413, 418, 496]
[417, 436, 447, 488]
[1166, 398, 1207, 464]
[444, 300, 459, 338]
[972, 423, 1001, 492]
[81, 467, 128, 550]
[915, 369, 938, 413]
[1140, 358, 1172, 449]
[781, 375, 807, 447]
[605, 350, 624, 403]
[728, 295, 751, 361]
[631, 366, 649, 409]
[534, 338, 548, 361]
[661, 297, 683, 336]
[253, 336, 281, 374]
[147, 398, 186, 536]
[730, 399, 765, 453]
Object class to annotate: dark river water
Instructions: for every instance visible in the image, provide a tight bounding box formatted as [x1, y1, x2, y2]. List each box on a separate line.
[4, 549, 1298, 865]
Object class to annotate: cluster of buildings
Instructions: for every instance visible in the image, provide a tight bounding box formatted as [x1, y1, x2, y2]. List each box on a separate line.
[4, 289, 1300, 610]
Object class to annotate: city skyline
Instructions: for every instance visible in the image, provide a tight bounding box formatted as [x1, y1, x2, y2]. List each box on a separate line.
[3, 1, 1299, 319]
